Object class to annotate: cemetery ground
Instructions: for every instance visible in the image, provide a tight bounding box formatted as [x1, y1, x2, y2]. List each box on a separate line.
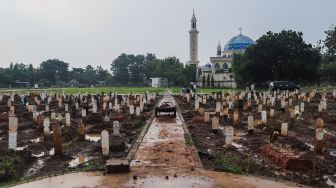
[176, 89, 336, 187]
[0, 92, 158, 187]
[0, 87, 335, 187]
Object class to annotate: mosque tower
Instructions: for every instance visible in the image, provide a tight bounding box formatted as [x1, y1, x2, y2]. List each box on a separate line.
[188, 9, 199, 66]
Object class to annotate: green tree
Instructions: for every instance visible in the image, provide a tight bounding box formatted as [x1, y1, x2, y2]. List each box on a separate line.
[40, 59, 69, 85]
[324, 25, 336, 56]
[232, 30, 321, 86]
[201, 75, 205, 88]
[210, 75, 214, 88]
[206, 74, 210, 88]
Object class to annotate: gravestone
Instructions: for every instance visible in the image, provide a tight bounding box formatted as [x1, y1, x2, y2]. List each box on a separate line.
[53, 122, 62, 156]
[247, 115, 254, 134]
[281, 123, 288, 136]
[270, 108, 274, 117]
[211, 117, 219, 131]
[195, 99, 199, 110]
[261, 110, 267, 124]
[8, 132, 17, 150]
[129, 105, 134, 115]
[233, 110, 239, 126]
[101, 130, 110, 156]
[65, 113, 71, 127]
[81, 109, 87, 117]
[78, 119, 85, 139]
[315, 128, 324, 153]
[43, 117, 50, 137]
[136, 106, 140, 117]
[225, 126, 234, 145]
[113, 121, 120, 135]
[204, 112, 210, 122]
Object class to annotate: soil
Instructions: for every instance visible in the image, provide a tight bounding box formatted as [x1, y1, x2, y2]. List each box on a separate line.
[176, 91, 336, 188]
[0, 93, 157, 184]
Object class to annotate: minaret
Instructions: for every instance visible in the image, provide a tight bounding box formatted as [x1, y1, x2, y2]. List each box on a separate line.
[188, 9, 199, 66]
[217, 41, 221, 57]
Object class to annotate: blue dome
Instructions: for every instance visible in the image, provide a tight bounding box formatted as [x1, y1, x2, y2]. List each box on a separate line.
[204, 63, 212, 68]
[224, 34, 255, 51]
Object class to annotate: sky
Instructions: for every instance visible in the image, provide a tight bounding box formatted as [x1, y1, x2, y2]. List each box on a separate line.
[0, 0, 335, 69]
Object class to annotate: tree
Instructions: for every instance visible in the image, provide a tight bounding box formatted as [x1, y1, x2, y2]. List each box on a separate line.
[232, 30, 321, 87]
[210, 75, 214, 88]
[111, 54, 131, 84]
[324, 25, 336, 56]
[206, 74, 210, 88]
[40, 59, 69, 85]
[202, 75, 205, 88]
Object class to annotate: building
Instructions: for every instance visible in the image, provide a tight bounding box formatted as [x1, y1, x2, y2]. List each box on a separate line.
[150, 77, 168, 88]
[187, 11, 255, 88]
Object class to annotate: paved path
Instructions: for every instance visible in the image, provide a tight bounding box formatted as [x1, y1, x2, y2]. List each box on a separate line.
[13, 94, 307, 188]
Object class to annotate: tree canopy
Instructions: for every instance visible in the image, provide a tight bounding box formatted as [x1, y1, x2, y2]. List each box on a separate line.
[232, 30, 321, 86]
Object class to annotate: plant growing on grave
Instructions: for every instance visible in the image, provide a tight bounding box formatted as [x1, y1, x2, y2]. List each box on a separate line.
[214, 155, 243, 174]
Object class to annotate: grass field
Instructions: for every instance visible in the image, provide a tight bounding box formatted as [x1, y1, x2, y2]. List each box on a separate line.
[0, 86, 334, 95]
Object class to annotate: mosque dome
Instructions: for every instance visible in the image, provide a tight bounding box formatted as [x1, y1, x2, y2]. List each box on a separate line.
[224, 33, 255, 51]
[204, 63, 212, 68]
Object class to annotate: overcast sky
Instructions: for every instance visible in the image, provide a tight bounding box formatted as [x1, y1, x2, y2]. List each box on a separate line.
[1, 0, 335, 69]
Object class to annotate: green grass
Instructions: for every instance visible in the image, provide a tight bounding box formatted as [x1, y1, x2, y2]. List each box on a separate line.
[184, 133, 193, 146]
[0, 86, 245, 95]
[2, 85, 333, 95]
[214, 155, 243, 174]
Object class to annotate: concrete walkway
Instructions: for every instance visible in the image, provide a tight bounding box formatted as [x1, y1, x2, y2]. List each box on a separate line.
[13, 94, 307, 188]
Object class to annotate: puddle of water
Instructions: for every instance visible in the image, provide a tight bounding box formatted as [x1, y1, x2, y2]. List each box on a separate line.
[30, 137, 41, 143]
[24, 159, 45, 177]
[304, 143, 314, 150]
[85, 134, 101, 142]
[124, 175, 213, 188]
[16, 145, 28, 151]
[32, 152, 45, 158]
[13, 172, 103, 188]
[68, 155, 91, 168]
[232, 142, 243, 150]
[330, 150, 336, 157]
[323, 175, 336, 187]
[49, 148, 55, 155]
[323, 129, 336, 138]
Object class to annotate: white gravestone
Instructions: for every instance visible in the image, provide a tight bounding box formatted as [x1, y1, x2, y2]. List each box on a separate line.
[9, 116, 18, 132]
[101, 130, 109, 156]
[211, 117, 219, 130]
[65, 113, 71, 127]
[129, 105, 134, 115]
[261, 111, 267, 124]
[43, 117, 50, 136]
[225, 126, 234, 145]
[247, 116, 254, 132]
[195, 99, 199, 110]
[281, 123, 288, 136]
[8, 132, 17, 150]
[136, 106, 140, 117]
[81, 109, 87, 117]
[113, 121, 120, 135]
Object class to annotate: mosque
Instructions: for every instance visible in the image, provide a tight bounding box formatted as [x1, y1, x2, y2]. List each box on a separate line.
[187, 10, 255, 88]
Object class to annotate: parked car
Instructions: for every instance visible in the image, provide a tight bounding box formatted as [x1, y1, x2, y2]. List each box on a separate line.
[269, 81, 300, 91]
